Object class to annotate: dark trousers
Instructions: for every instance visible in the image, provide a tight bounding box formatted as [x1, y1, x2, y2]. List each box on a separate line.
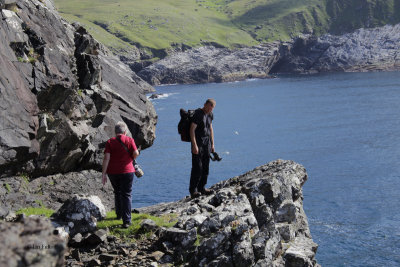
[190, 145, 210, 194]
[108, 173, 134, 224]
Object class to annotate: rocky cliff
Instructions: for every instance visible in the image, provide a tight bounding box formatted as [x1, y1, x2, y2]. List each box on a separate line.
[0, 0, 156, 178]
[271, 24, 400, 73]
[131, 160, 319, 267]
[137, 43, 281, 85]
[137, 23, 400, 85]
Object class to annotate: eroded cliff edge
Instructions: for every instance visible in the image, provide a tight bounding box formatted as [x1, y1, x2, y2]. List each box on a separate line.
[0, 0, 156, 178]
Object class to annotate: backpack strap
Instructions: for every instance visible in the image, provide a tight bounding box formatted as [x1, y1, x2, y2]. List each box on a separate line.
[116, 135, 132, 159]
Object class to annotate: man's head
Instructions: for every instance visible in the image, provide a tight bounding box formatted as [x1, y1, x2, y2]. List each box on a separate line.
[115, 121, 128, 135]
[203, 98, 216, 114]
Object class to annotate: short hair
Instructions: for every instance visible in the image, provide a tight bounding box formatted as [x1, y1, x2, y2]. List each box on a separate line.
[115, 121, 128, 134]
[205, 98, 216, 107]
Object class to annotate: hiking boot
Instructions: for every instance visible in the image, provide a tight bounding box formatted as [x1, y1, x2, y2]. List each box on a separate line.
[200, 188, 213, 195]
[122, 223, 131, 229]
[190, 192, 201, 199]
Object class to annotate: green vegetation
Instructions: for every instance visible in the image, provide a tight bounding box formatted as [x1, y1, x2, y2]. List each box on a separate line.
[54, 0, 400, 55]
[3, 183, 11, 193]
[16, 206, 55, 218]
[97, 211, 177, 239]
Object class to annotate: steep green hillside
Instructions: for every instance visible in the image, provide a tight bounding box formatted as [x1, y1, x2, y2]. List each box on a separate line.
[54, 0, 400, 54]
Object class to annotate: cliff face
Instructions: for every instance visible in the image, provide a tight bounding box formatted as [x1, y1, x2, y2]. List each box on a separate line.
[0, 0, 156, 178]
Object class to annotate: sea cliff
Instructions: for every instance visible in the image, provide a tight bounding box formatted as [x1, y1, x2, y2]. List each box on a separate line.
[137, 23, 400, 85]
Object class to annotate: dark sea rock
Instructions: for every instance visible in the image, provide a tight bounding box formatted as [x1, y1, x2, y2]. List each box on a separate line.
[0, 0, 156, 178]
[138, 43, 281, 85]
[52, 194, 106, 236]
[0, 216, 67, 267]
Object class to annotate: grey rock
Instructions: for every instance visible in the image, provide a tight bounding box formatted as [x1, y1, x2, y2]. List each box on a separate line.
[0, 216, 67, 267]
[273, 24, 400, 74]
[0, 170, 114, 213]
[140, 219, 158, 232]
[283, 236, 318, 267]
[138, 44, 280, 85]
[160, 227, 197, 248]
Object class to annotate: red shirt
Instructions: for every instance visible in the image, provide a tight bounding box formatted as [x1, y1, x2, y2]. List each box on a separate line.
[104, 134, 137, 174]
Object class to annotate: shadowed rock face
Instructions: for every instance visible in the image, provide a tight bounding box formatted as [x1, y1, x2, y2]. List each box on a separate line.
[136, 160, 319, 267]
[0, 0, 156, 177]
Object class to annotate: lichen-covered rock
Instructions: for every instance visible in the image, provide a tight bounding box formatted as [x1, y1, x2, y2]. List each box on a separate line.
[136, 160, 318, 266]
[0, 216, 67, 267]
[51, 195, 106, 236]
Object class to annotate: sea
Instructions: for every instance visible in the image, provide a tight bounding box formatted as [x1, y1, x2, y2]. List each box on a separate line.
[132, 71, 400, 267]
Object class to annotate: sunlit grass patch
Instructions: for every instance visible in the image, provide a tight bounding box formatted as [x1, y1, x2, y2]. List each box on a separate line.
[97, 210, 177, 239]
[16, 207, 55, 218]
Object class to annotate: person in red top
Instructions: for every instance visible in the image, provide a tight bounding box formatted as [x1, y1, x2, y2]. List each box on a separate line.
[102, 121, 139, 228]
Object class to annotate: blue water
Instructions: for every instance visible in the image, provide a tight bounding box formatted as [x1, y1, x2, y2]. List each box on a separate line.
[132, 72, 400, 267]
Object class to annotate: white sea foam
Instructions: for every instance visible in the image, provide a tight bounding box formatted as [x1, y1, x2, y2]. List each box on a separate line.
[147, 93, 178, 100]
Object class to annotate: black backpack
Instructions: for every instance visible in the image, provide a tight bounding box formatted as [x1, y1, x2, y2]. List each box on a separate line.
[178, 108, 196, 142]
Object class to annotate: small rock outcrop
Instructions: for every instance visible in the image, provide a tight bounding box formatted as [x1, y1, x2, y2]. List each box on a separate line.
[136, 160, 319, 267]
[138, 43, 280, 85]
[52, 195, 106, 236]
[0, 0, 156, 178]
[271, 24, 400, 74]
[0, 216, 67, 267]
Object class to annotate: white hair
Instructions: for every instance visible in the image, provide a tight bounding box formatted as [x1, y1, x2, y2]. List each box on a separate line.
[115, 121, 128, 134]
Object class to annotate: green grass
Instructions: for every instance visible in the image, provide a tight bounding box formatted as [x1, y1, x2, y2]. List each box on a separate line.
[3, 183, 11, 193]
[16, 207, 55, 218]
[54, 0, 257, 52]
[53, 0, 400, 54]
[97, 211, 177, 239]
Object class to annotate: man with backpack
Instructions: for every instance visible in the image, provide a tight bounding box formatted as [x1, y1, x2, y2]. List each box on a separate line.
[189, 99, 216, 198]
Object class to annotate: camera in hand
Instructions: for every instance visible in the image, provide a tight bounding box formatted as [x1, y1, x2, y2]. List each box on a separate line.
[133, 160, 144, 178]
[210, 152, 222, 162]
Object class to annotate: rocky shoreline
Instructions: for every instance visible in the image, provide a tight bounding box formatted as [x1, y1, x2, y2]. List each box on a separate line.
[1, 160, 320, 267]
[135, 23, 400, 85]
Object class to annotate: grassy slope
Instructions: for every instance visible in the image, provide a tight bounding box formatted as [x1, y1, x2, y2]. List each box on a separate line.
[54, 0, 257, 51]
[53, 0, 400, 53]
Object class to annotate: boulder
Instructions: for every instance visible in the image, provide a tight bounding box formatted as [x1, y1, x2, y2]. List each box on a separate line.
[0, 216, 67, 267]
[51, 195, 106, 235]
